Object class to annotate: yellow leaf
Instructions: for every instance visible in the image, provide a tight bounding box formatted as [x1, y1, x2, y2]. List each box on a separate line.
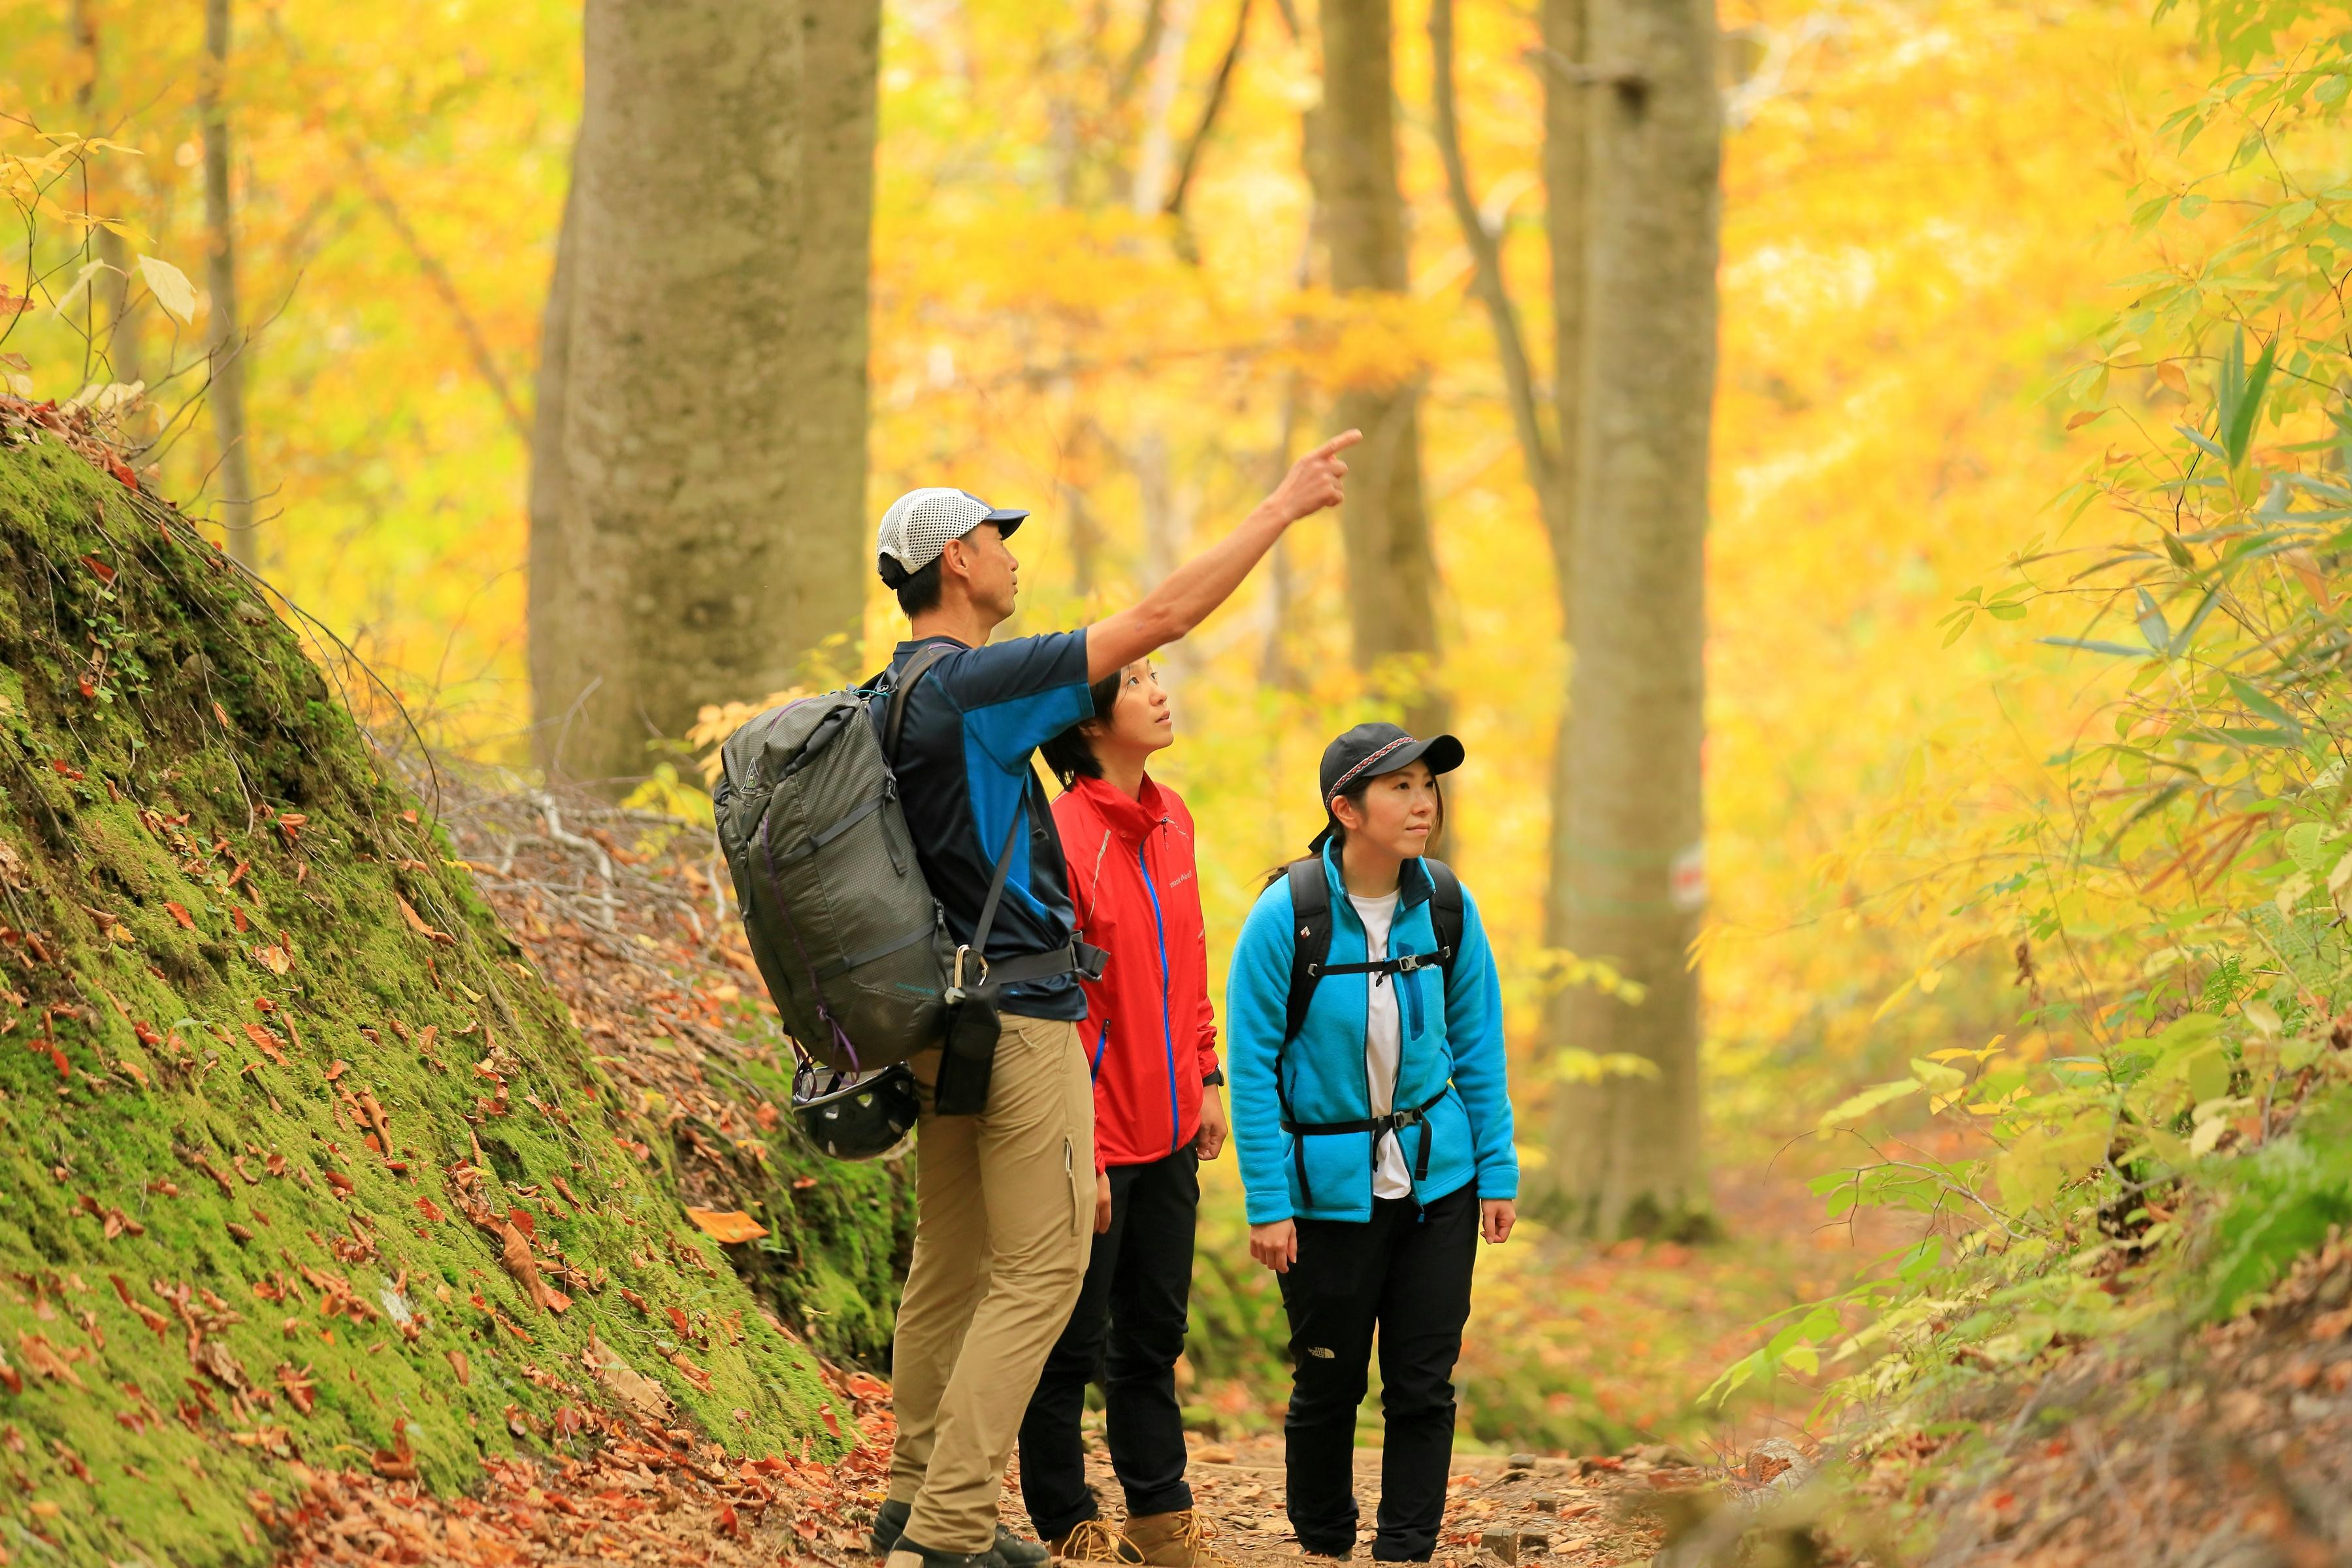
[137, 255, 196, 325]
[683, 1207, 767, 1245]
[1870, 975, 1919, 1022]
[2155, 361, 2189, 395]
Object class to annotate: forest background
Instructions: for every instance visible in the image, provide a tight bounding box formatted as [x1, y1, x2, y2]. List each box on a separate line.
[2, 0, 2324, 1468]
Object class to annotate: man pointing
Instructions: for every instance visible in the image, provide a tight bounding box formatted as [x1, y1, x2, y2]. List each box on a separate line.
[869, 431, 1364, 1568]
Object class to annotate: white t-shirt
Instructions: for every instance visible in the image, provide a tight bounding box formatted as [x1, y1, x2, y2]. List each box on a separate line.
[1347, 889, 1414, 1200]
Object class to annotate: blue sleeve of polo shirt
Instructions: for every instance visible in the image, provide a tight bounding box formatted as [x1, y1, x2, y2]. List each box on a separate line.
[946, 630, 1094, 768]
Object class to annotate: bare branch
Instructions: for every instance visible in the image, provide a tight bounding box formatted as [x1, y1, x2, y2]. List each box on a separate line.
[1430, 0, 1561, 512]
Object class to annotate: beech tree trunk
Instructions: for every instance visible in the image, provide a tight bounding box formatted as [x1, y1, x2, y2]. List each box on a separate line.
[1313, 0, 1446, 742]
[71, 1, 144, 412]
[531, 0, 879, 785]
[200, 0, 258, 571]
[526, 168, 578, 768]
[1549, 0, 1720, 1237]
[1536, 0, 1590, 1179]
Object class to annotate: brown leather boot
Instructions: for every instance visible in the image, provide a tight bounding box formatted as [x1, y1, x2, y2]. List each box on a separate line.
[1049, 1519, 1144, 1564]
[1120, 1511, 1232, 1568]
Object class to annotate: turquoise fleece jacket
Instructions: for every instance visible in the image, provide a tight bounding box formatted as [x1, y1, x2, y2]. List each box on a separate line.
[1225, 845, 1518, 1224]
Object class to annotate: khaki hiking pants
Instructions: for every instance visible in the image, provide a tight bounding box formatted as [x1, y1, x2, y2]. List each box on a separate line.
[890, 1013, 1094, 1553]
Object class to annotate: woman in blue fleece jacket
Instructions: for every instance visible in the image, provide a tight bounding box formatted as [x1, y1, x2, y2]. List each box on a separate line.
[1224, 722, 1518, 1564]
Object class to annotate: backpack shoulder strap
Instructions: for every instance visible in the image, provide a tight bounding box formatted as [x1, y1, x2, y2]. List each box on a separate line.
[880, 642, 958, 762]
[1282, 858, 1331, 1046]
[1424, 858, 1465, 975]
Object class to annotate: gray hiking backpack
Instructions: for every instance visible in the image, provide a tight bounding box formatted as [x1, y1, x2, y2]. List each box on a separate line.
[711, 647, 962, 1073]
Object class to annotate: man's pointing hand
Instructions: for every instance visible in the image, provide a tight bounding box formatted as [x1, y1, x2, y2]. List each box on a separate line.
[1266, 429, 1363, 524]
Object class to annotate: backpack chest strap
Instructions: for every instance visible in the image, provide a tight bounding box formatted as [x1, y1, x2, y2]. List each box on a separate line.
[1282, 1088, 1448, 1185]
[1305, 946, 1454, 980]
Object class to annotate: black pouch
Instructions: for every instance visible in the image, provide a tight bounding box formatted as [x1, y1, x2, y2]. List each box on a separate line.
[931, 798, 1088, 1117]
[934, 992, 1001, 1115]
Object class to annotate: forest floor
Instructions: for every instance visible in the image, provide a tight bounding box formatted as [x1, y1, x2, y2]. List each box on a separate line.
[242, 772, 1831, 1567]
[256, 772, 2352, 1567]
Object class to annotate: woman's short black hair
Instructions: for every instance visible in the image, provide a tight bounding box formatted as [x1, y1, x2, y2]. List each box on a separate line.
[1041, 670, 1126, 789]
[878, 553, 945, 617]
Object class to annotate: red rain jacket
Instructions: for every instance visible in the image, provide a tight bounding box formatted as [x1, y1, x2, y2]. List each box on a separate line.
[1054, 774, 1220, 1173]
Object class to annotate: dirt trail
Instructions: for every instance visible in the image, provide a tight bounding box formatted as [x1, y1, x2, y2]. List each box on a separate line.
[1015, 1429, 1764, 1568]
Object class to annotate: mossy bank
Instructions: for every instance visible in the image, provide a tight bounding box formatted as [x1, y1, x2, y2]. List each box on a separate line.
[0, 427, 838, 1565]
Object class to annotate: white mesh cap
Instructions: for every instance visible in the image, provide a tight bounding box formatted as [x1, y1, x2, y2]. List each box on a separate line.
[875, 487, 1029, 581]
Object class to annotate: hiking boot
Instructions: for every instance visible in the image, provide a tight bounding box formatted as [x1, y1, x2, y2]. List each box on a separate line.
[1122, 1511, 1235, 1568]
[885, 1546, 1004, 1568]
[874, 1508, 1048, 1568]
[1048, 1519, 1145, 1563]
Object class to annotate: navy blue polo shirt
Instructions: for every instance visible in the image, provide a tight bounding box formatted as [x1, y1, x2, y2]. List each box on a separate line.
[880, 632, 1094, 1021]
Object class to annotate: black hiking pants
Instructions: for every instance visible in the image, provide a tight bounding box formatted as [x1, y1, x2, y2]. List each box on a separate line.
[1018, 1147, 1199, 1541]
[1278, 1182, 1478, 1562]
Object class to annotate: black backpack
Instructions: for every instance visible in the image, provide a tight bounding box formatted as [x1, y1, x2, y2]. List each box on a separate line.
[1275, 857, 1464, 1205]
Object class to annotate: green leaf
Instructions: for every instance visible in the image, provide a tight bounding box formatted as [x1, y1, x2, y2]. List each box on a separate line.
[1818, 1079, 1922, 1128]
[2178, 424, 2229, 461]
[2221, 331, 2278, 468]
[2180, 192, 2211, 218]
[1909, 1058, 1968, 1094]
[2040, 636, 2159, 658]
[2135, 588, 2172, 653]
[2225, 674, 2302, 738]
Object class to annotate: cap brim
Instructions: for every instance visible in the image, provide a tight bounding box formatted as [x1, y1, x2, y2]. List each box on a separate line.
[983, 506, 1029, 538]
[1346, 732, 1463, 789]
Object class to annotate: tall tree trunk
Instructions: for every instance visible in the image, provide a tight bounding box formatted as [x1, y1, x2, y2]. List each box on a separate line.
[527, 167, 579, 772]
[1313, 0, 1446, 741]
[70, 0, 144, 414]
[534, 0, 879, 787]
[1536, 0, 1590, 1183]
[795, 0, 883, 635]
[1550, 0, 1720, 1237]
[200, 0, 258, 571]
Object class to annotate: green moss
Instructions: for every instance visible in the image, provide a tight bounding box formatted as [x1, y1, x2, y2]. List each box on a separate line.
[0, 438, 834, 1565]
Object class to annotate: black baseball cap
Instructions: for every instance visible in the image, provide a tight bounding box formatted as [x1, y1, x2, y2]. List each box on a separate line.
[1310, 721, 1465, 851]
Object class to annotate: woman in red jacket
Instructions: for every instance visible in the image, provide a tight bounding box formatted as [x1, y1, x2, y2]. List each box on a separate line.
[1018, 659, 1228, 1568]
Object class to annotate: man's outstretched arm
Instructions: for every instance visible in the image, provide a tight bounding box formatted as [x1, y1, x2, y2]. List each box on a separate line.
[1085, 430, 1361, 682]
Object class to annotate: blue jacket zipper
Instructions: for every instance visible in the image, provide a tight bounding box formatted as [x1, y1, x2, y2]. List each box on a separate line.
[1090, 1019, 1111, 1082]
[1137, 838, 1180, 1156]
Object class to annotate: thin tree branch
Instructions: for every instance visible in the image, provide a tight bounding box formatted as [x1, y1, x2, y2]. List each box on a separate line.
[1163, 0, 1252, 225]
[1430, 0, 1560, 502]
[343, 143, 530, 444]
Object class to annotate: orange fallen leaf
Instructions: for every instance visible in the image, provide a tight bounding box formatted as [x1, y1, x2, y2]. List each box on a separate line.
[164, 902, 195, 930]
[242, 1023, 287, 1066]
[395, 896, 454, 945]
[683, 1207, 767, 1245]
